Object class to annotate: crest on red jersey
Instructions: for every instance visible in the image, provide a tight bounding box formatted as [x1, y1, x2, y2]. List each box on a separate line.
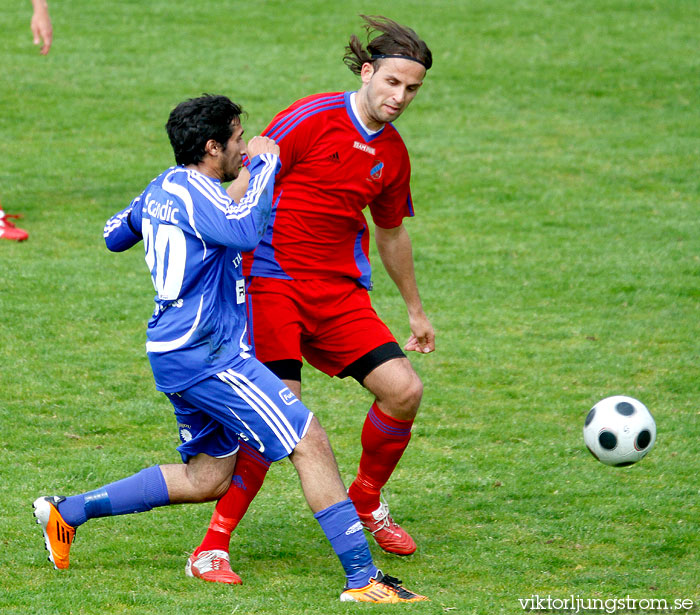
[368, 161, 384, 181]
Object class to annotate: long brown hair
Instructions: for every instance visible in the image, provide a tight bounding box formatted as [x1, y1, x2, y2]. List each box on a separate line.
[343, 15, 432, 76]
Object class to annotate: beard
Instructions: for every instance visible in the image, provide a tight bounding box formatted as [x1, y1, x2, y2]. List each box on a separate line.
[221, 166, 240, 183]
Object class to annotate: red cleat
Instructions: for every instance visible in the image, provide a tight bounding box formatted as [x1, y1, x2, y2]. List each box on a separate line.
[0, 213, 29, 241]
[357, 503, 417, 556]
[185, 549, 242, 585]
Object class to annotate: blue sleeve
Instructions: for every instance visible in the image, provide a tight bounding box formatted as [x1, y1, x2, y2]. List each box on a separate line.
[238, 153, 281, 245]
[196, 153, 281, 251]
[103, 195, 143, 252]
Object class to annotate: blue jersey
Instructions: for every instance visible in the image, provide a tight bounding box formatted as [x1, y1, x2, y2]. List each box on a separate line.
[103, 153, 281, 393]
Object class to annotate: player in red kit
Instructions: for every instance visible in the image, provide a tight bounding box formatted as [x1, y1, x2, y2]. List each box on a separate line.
[186, 15, 435, 585]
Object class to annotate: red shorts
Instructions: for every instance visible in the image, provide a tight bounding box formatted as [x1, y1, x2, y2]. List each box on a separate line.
[246, 277, 398, 377]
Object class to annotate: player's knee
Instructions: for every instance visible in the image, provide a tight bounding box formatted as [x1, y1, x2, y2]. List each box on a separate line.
[185, 456, 234, 501]
[410, 371, 424, 403]
[208, 476, 232, 500]
[366, 358, 423, 418]
[382, 373, 423, 421]
[193, 473, 231, 500]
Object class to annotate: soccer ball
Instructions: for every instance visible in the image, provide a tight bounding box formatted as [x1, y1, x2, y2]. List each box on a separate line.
[583, 395, 656, 467]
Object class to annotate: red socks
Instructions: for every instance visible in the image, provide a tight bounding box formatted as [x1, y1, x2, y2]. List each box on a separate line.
[348, 403, 413, 516]
[195, 403, 413, 553]
[195, 441, 270, 555]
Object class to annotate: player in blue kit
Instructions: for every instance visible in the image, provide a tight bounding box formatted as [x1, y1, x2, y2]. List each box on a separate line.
[32, 94, 427, 603]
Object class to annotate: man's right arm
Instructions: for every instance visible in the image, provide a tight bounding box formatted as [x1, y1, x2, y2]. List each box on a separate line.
[205, 137, 281, 251]
[31, 0, 52, 55]
[226, 167, 250, 203]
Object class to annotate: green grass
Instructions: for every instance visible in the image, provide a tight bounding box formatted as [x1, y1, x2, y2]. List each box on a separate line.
[2, 0, 699, 613]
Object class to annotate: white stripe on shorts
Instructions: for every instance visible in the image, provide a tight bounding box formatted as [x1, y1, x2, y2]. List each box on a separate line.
[217, 368, 300, 455]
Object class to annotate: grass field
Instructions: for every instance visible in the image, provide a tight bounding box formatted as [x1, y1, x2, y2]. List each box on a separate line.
[1, 1, 699, 613]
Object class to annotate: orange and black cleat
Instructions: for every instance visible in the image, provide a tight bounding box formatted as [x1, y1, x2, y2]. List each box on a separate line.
[33, 496, 76, 569]
[340, 571, 428, 603]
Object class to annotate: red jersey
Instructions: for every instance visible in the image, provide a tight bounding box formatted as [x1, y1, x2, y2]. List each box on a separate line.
[243, 91, 414, 289]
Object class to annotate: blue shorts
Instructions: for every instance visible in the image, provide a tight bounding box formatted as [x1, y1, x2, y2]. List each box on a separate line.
[166, 355, 313, 464]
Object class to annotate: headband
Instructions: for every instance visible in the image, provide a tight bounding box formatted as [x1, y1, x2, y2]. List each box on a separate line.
[370, 53, 428, 68]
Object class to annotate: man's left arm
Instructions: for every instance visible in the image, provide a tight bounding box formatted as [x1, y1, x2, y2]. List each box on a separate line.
[103, 196, 143, 252]
[374, 223, 435, 354]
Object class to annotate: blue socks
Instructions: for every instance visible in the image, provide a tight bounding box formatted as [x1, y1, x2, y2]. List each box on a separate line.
[314, 498, 378, 589]
[57, 465, 170, 528]
[56, 474, 376, 589]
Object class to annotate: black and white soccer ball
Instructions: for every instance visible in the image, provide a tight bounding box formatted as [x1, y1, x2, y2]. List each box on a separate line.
[583, 395, 656, 467]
